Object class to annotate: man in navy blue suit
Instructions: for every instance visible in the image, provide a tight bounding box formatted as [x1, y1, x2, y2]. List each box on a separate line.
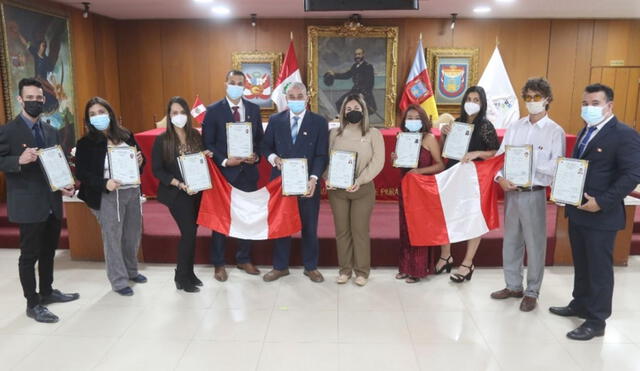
[261, 82, 329, 283]
[550, 84, 640, 340]
[202, 70, 264, 282]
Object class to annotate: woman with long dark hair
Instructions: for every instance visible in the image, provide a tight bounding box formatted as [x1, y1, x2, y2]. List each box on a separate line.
[438, 86, 500, 283]
[152, 97, 208, 293]
[75, 97, 146, 296]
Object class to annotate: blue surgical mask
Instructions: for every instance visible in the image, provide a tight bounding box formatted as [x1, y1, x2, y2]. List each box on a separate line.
[226, 84, 244, 100]
[288, 100, 306, 114]
[405, 119, 422, 132]
[581, 105, 604, 127]
[89, 114, 110, 131]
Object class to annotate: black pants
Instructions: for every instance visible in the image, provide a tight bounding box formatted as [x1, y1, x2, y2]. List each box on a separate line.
[18, 214, 61, 308]
[168, 192, 201, 280]
[568, 222, 617, 330]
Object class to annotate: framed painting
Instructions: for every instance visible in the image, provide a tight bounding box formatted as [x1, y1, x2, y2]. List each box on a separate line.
[0, 1, 77, 154]
[308, 23, 398, 127]
[426, 48, 479, 110]
[232, 51, 282, 120]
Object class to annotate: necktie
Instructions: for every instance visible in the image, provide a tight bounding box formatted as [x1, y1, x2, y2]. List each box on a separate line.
[291, 116, 299, 144]
[577, 126, 597, 157]
[232, 106, 240, 122]
[33, 122, 45, 148]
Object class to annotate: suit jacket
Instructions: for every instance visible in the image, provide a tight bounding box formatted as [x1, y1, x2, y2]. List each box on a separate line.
[201, 98, 263, 185]
[261, 109, 329, 180]
[151, 132, 197, 207]
[334, 61, 375, 93]
[566, 116, 640, 231]
[0, 115, 63, 223]
[75, 132, 145, 210]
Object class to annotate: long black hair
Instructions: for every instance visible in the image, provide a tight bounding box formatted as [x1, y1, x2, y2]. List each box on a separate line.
[83, 96, 130, 144]
[458, 85, 488, 126]
[162, 96, 203, 165]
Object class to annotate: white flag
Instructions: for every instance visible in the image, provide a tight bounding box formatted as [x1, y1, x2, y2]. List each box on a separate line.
[478, 47, 519, 129]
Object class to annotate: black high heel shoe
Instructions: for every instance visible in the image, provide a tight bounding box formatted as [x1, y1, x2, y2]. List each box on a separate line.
[189, 272, 203, 287]
[434, 256, 454, 275]
[450, 264, 474, 283]
[175, 270, 200, 293]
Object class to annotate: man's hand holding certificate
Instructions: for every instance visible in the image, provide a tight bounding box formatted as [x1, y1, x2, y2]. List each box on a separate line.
[504, 145, 533, 187]
[226, 122, 253, 159]
[37, 145, 74, 192]
[327, 150, 357, 190]
[550, 157, 588, 206]
[178, 152, 212, 193]
[442, 122, 474, 160]
[281, 158, 309, 196]
[393, 132, 422, 168]
[107, 146, 140, 185]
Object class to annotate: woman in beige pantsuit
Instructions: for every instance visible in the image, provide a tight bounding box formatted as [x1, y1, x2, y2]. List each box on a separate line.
[326, 94, 385, 286]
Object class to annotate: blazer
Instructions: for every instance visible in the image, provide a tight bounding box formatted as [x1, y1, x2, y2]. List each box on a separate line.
[201, 98, 263, 185]
[261, 109, 329, 180]
[75, 132, 145, 210]
[566, 116, 640, 231]
[151, 133, 198, 207]
[0, 115, 63, 223]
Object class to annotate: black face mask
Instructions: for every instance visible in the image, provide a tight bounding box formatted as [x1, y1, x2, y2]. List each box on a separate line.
[345, 110, 363, 124]
[23, 100, 44, 118]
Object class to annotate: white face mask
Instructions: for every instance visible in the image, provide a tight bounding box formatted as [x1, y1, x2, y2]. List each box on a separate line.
[171, 114, 188, 128]
[526, 100, 546, 115]
[464, 102, 481, 116]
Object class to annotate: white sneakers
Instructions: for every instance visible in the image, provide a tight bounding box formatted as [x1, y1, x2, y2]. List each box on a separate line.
[336, 274, 350, 284]
[354, 276, 368, 286]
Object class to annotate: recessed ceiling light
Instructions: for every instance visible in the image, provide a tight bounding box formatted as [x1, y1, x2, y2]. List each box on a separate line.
[473, 6, 492, 13]
[194, 0, 213, 4]
[211, 5, 230, 15]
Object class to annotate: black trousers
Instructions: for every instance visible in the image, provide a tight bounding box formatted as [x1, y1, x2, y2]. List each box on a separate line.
[568, 222, 617, 330]
[168, 192, 201, 280]
[18, 214, 61, 308]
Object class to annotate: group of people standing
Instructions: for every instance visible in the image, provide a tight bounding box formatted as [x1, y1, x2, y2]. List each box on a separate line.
[1, 70, 639, 343]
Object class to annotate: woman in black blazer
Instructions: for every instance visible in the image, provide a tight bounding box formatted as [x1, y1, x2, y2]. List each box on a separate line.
[75, 97, 146, 296]
[152, 96, 209, 293]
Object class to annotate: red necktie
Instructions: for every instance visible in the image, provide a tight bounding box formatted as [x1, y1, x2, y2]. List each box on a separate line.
[232, 106, 240, 122]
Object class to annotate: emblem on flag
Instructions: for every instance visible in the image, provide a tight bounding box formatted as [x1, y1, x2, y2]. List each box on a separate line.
[438, 64, 467, 98]
[409, 80, 428, 100]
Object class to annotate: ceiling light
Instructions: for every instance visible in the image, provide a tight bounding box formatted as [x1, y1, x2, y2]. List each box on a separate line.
[194, 0, 213, 4]
[495, 0, 515, 3]
[473, 6, 492, 13]
[211, 6, 230, 15]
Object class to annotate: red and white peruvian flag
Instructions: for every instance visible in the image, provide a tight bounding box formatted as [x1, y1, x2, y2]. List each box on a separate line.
[197, 159, 301, 240]
[190, 95, 206, 125]
[402, 155, 504, 246]
[271, 40, 302, 112]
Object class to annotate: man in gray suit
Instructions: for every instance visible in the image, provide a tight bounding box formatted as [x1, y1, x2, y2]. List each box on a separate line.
[0, 78, 79, 323]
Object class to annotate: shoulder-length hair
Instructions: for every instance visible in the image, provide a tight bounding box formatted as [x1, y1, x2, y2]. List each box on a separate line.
[458, 85, 488, 126]
[162, 96, 203, 165]
[400, 104, 432, 134]
[337, 94, 370, 137]
[83, 96, 130, 144]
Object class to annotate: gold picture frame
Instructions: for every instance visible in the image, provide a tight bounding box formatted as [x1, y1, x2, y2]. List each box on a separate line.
[308, 23, 399, 128]
[426, 47, 479, 111]
[231, 51, 282, 120]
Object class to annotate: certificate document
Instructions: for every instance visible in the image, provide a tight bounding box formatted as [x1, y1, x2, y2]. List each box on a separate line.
[178, 152, 212, 193]
[226, 122, 253, 158]
[327, 150, 357, 189]
[281, 158, 308, 196]
[107, 146, 140, 185]
[393, 132, 422, 168]
[442, 122, 474, 160]
[550, 157, 588, 206]
[37, 145, 74, 191]
[504, 145, 533, 187]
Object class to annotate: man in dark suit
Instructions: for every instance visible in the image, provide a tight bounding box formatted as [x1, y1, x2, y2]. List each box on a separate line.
[0, 78, 79, 323]
[328, 47, 377, 114]
[202, 70, 264, 281]
[550, 84, 640, 340]
[261, 82, 329, 283]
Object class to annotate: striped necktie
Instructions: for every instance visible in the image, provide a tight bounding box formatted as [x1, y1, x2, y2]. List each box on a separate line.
[291, 116, 300, 144]
[577, 126, 597, 157]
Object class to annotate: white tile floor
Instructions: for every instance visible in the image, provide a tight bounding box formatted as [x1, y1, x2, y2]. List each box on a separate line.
[0, 249, 639, 371]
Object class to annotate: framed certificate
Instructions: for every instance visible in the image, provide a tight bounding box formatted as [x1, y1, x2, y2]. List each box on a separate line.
[327, 150, 357, 189]
[550, 157, 588, 206]
[281, 158, 308, 196]
[107, 146, 141, 185]
[37, 145, 74, 192]
[393, 132, 422, 168]
[442, 122, 474, 161]
[226, 122, 253, 158]
[178, 152, 212, 193]
[504, 145, 533, 187]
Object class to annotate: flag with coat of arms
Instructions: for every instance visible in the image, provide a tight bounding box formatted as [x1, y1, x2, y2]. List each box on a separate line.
[399, 38, 439, 121]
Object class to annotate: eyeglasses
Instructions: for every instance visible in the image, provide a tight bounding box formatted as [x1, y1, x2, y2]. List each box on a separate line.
[523, 94, 544, 102]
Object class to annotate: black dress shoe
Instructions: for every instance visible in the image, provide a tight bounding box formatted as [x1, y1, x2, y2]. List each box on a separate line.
[567, 323, 605, 341]
[549, 306, 586, 319]
[189, 273, 203, 287]
[40, 289, 80, 305]
[130, 274, 148, 283]
[26, 305, 59, 323]
[115, 287, 134, 296]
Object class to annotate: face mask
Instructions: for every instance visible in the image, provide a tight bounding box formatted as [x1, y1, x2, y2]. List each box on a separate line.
[23, 100, 44, 118]
[89, 114, 110, 131]
[404, 119, 422, 132]
[171, 114, 187, 128]
[464, 102, 481, 116]
[288, 100, 306, 114]
[581, 105, 605, 127]
[226, 84, 244, 100]
[526, 100, 546, 115]
[345, 110, 363, 124]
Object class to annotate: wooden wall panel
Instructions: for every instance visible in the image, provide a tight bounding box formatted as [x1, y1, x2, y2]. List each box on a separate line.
[591, 20, 640, 67]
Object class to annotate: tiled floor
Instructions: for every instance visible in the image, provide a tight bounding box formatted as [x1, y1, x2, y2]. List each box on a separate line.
[0, 249, 639, 371]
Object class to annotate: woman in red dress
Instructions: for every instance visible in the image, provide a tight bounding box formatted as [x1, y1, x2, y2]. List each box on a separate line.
[392, 105, 445, 283]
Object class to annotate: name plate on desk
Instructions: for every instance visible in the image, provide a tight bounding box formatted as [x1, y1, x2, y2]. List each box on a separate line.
[550, 157, 588, 206]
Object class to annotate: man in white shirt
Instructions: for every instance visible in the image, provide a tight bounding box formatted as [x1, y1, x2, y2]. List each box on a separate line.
[491, 77, 566, 311]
